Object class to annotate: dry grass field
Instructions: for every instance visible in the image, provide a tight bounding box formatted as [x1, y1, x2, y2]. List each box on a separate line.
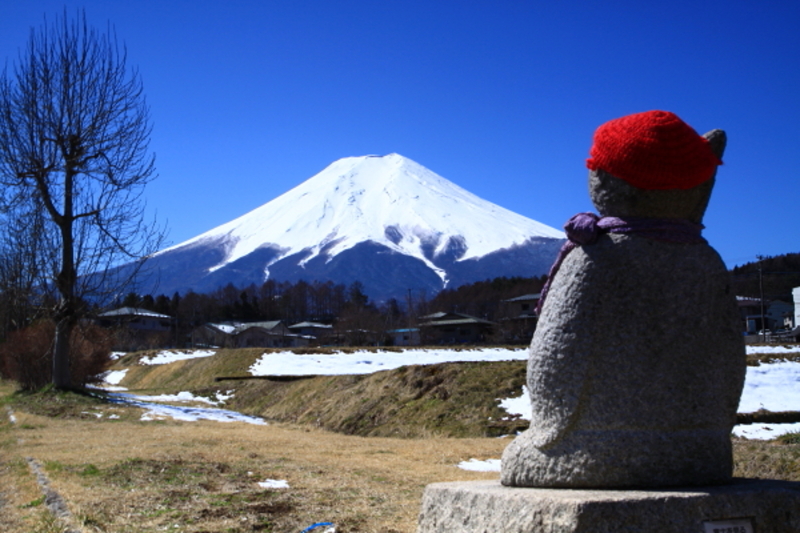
[3, 349, 800, 533]
[0, 381, 507, 533]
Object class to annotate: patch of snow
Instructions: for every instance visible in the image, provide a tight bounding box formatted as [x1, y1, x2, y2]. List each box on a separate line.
[737, 361, 800, 413]
[209, 323, 238, 334]
[107, 392, 266, 425]
[732, 360, 800, 439]
[215, 390, 235, 404]
[258, 479, 290, 489]
[102, 369, 128, 385]
[493, 358, 800, 441]
[129, 390, 232, 406]
[457, 458, 501, 472]
[140, 350, 216, 365]
[498, 386, 531, 421]
[249, 347, 526, 376]
[733, 423, 800, 440]
[746, 344, 800, 355]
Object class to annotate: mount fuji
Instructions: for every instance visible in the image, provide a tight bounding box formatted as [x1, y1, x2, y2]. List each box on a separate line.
[137, 154, 565, 303]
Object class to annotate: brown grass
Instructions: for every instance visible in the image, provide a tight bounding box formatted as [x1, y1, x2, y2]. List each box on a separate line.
[733, 437, 800, 480]
[1, 380, 506, 533]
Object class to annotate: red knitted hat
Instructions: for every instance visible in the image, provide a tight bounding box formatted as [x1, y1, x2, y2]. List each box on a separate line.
[586, 110, 722, 190]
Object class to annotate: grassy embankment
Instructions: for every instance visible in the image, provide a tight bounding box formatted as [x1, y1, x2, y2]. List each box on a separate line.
[111, 347, 530, 438]
[113, 347, 800, 437]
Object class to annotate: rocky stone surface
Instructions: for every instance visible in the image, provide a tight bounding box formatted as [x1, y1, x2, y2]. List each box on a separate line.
[418, 479, 800, 533]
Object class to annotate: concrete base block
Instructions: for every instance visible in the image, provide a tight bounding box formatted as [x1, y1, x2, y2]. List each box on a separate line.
[417, 479, 800, 532]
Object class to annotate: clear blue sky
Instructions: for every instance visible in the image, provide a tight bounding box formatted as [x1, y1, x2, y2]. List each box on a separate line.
[2, 1, 798, 269]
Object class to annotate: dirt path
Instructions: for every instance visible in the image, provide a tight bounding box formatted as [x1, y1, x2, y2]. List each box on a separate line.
[1, 388, 507, 533]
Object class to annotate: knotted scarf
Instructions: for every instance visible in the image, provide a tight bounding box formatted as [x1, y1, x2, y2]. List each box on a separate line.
[535, 212, 706, 315]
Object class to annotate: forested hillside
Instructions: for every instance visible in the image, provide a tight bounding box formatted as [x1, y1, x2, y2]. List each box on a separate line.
[117, 250, 800, 332]
[730, 253, 800, 302]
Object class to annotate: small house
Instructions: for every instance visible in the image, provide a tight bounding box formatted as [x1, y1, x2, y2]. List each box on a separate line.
[503, 293, 541, 319]
[388, 327, 421, 346]
[97, 307, 173, 331]
[191, 323, 238, 348]
[288, 321, 334, 343]
[234, 321, 294, 348]
[190, 320, 310, 348]
[418, 312, 495, 345]
[96, 307, 175, 350]
[497, 293, 541, 344]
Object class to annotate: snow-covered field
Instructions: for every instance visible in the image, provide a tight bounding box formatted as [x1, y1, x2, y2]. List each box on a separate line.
[248, 347, 528, 376]
[101, 345, 800, 453]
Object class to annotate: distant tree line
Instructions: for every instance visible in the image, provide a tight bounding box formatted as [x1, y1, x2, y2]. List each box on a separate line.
[428, 276, 546, 320]
[119, 275, 547, 324]
[730, 253, 800, 302]
[107, 274, 547, 346]
[116, 279, 374, 324]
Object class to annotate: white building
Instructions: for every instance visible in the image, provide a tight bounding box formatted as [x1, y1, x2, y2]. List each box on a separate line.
[794, 287, 800, 330]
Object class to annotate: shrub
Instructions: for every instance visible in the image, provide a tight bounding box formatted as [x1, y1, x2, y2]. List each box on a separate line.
[70, 322, 114, 387]
[0, 320, 53, 390]
[0, 320, 113, 390]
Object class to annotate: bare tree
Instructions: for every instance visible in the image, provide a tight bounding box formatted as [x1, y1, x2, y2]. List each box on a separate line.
[0, 10, 164, 389]
[0, 202, 52, 339]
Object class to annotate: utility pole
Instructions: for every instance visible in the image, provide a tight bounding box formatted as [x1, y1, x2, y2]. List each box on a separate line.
[757, 255, 766, 342]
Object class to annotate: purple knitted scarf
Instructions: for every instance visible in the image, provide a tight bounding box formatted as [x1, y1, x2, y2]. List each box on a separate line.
[535, 212, 706, 315]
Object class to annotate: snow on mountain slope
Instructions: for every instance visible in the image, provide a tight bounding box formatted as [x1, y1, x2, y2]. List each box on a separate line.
[162, 153, 564, 283]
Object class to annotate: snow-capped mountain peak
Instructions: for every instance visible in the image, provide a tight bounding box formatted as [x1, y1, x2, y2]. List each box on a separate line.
[168, 153, 564, 282]
[142, 154, 565, 302]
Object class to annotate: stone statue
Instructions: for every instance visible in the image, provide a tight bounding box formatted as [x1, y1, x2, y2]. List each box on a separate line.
[501, 110, 746, 488]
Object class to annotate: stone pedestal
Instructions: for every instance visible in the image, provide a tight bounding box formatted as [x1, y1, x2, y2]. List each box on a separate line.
[417, 479, 800, 532]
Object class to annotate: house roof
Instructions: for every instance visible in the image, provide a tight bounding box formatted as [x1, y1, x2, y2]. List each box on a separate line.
[289, 321, 332, 329]
[419, 311, 448, 320]
[421, 317, 495, 327]
[504, 293, 542, 303]
[235, 321, 283, 333]
[201, 321, 284, 335]
[736, 296, 792, 309]
[206, 323, 239, 334]
[419, 312, 495, 327]
[99, 307, 172, 319]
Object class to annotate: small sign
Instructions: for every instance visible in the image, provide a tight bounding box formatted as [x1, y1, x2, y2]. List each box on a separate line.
[702, 518, 754, 533]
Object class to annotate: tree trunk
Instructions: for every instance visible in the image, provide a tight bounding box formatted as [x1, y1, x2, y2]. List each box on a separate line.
[52, 316, 72, 389]
[53, 187, 76, 389]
